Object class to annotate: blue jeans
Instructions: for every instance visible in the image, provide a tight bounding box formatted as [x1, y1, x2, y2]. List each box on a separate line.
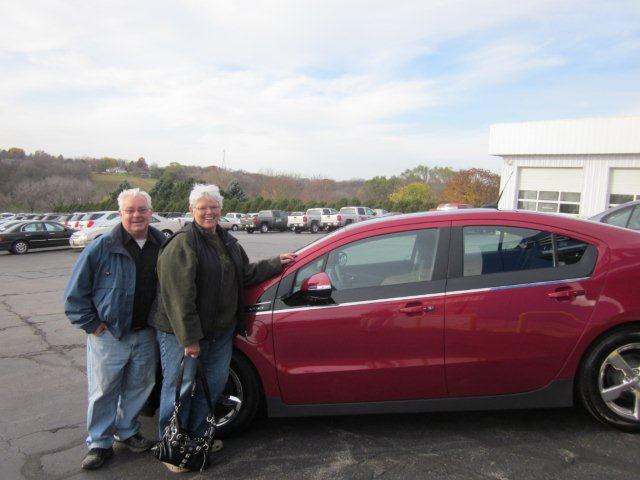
[86, 328, 157, 449]
[157, 328, 234, 437]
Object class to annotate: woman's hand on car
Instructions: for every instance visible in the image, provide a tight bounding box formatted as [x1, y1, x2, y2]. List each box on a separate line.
[280, 253, 297, 265]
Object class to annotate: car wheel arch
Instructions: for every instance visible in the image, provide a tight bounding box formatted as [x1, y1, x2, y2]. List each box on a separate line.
[575, 321, 640, 431]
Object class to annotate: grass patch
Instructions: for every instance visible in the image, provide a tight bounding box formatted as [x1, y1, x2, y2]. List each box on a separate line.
[91, 173, 157, 193]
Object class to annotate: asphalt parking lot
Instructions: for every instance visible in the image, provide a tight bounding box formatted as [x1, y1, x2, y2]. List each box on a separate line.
[1, 231, 640, 480]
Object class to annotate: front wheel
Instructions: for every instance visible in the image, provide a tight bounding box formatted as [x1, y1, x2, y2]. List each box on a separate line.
[161, 230, 173, 238]
[577, 326, 640, 432]
[246, 229, 254, 234]
[260, 223, 269, 233]
[231, 224, 239, 231]
[310, 223, 319, 234]
[11, 240, 29, 255]
[215, 352, 262, 438]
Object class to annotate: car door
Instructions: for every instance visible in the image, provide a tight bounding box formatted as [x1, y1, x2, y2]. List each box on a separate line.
[444, 220, 606, 397]
[272, 223, 450, 404]
[21, 222, 48, 248]
[43, 222, 67, 246]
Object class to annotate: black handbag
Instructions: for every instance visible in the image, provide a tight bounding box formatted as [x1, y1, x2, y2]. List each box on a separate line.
[151, 357, 217, 472]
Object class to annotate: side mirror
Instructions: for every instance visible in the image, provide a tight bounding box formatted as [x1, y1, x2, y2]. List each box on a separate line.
[300, 272, 333, 301]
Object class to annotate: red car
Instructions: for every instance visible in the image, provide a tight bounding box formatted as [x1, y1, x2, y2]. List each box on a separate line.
[216, 210, 640, 435]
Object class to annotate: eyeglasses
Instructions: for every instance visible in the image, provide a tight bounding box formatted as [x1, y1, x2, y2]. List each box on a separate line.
[195, 206, 220, 212]
[121, 207, 150, 215]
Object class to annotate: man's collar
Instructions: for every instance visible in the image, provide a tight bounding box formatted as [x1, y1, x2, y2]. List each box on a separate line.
[121, 225, 157, 245]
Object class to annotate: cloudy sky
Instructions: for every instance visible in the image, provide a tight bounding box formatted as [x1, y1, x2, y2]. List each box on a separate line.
[1, 1, 639, 180]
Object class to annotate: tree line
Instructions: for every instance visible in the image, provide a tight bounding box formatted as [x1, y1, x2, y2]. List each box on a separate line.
[0, 147, 499, 214]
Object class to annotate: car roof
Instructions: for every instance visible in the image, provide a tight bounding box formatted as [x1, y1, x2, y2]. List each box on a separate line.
[589, 200, 640, 221]
[296, 209, 640, 258]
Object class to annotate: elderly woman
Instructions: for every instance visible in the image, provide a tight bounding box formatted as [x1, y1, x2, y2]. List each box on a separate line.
[151, 184, 295, 472]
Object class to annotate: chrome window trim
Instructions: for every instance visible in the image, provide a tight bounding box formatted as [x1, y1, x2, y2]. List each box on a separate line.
[248, 276, 591, 316]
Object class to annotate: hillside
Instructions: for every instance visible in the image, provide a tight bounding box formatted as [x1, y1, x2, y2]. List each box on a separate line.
[92, 173, 157, 194]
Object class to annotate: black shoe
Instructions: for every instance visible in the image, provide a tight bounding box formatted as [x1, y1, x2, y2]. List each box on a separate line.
[81, 447, 114, 470]
[115, 433, 154, 453]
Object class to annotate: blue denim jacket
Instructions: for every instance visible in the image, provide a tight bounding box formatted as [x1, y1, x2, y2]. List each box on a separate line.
[64, 224, 165, 339]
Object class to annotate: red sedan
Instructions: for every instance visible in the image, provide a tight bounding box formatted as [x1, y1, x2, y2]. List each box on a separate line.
[216, 210, 640, 435]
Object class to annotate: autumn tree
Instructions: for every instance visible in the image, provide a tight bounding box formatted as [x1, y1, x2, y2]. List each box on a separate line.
[401, 165, 455, 197]
[388, 182, 435, 212]
[440, 168, 500, 206]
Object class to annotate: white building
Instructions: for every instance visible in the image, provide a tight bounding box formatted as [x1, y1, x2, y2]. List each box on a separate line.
[489, 116, 640, 217]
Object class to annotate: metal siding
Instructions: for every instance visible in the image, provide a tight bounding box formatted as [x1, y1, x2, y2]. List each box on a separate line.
[499, 155, 640, 217]
[489, 116, 640, 155]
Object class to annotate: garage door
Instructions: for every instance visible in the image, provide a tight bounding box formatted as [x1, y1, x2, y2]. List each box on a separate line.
[517, 168, 583, 215]
[609, 168, 640, 206]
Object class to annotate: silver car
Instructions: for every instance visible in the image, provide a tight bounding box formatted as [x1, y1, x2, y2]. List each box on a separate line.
[589, 200, 640, 231]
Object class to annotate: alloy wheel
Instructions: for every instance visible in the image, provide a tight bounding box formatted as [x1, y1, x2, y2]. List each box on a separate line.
[598, 343, 640, 421]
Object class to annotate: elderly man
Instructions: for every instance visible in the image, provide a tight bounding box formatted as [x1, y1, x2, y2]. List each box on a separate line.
[64, 188, 165, 470]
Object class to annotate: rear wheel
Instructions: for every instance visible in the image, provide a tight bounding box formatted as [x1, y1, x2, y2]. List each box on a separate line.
[231, 224, 239, 231]
[246, 228, 254, 234]
[11, 240, 29, 255]
[162, 229, 173, 238]
[310, 223, 319, 233]
[578, 326, 640, 432]
[215, 352, 262, 438]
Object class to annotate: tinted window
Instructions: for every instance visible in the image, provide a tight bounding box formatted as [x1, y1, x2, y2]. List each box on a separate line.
[357, 208, 365, 215]
[603, 207, 632, 228]
[44, 222, 64, 232]
[555, 235, 588, 265]
[463, 226, 553, 276]
[307, 209, 322, 215]
[106, 213, 119, 220]
[340, 207, 356, 215]
[325, 229, 440, 290]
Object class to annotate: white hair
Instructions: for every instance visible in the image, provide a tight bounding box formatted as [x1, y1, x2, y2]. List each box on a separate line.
[117, 188, 152, 210]
[189, 184, 224, 208]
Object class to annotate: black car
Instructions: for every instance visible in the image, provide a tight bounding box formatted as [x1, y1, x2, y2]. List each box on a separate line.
[0, 221, 76, 254]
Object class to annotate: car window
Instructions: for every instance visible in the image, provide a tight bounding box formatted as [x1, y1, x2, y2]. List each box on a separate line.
[340, 207, 356, 215]
[150, 215, 160, 223]
[365, 208, 374, 215]
[357, 207, 365, 215]
[463, 226, 554, 276]
[325, 229, 440, 290]
[555, 235, 588, 265]
[44, 222, 64, 232]
[22, 222, 44, 232]
[603, 207, 632, 228]
[627, 206, 640, 231]
[293, 255, 328, 292]
[106, 213, 119, 220]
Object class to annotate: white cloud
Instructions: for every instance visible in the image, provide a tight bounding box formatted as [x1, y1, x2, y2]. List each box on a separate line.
[0, 1, 638, 179]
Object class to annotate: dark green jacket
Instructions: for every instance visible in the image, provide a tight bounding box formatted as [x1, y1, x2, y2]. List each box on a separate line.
[150, 222, 282, 347]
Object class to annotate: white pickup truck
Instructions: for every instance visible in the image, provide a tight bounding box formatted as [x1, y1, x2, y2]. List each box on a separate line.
[290, 208, 337, 233]
[322, 206, 376, 230]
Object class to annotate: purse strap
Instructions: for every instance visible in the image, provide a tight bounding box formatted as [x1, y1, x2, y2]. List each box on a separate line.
[173, 356, 216, 420]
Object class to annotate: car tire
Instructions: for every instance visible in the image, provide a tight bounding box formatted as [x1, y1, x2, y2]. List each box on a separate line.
[260, 223, 269, 234]
[246, 229, 254, 234]
[310, 223, 319, 234]
[232, 225, 239, 231]
[11, 240, 29, 255]
[294, 228, 301, 234]
[215, 352, 262, 438]
[162, 229, 173, 238]
[577, 326, 640, 432]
